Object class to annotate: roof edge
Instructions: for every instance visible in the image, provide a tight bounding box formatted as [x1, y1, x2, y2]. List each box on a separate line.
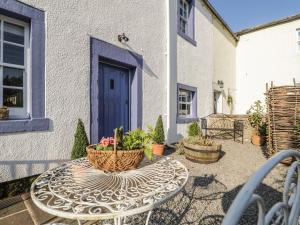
[203, 0, 239, 41]
[236, 13, 300, 36]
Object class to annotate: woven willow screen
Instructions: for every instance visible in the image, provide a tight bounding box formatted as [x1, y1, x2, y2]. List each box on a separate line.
[265, 82, 300, 156]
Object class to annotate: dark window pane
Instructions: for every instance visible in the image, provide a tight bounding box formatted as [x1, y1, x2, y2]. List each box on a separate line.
[3, 88, 23, 107]
[3, 43, 24, 65]
[3, 67, 23, 87]
[4, 22, 24, 45]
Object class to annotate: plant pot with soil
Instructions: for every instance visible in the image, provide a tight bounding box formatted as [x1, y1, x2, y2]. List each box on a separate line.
[184, 136, 222, 164]
[150, 115, 165, 155]
[0, 107, 9, 120]
[247, 100, 267, 146]
[183, 122, 222, 163]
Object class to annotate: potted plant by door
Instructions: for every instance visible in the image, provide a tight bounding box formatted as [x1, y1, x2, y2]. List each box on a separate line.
[151, 115, 165, 155]
[247, 100, 267, 146]
[184, 122, 222, 164]
[86, 127, 152, 172]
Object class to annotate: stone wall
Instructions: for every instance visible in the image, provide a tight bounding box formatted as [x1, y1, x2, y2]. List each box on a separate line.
[207, 114, 252, 143]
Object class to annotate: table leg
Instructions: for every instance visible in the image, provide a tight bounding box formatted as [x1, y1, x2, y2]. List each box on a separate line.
[145, 210, 152, 225]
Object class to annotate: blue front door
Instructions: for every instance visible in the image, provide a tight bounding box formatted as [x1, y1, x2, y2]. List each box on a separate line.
[98, 62, 130, 138]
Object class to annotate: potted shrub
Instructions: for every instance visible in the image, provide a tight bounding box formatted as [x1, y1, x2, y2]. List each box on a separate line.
[247, 100, 267, 146]
[151, 115, 165, 155]
[183, 122, 222, 164]
[86, 127, 152, 172]
[71, 119, 89, 159]
[0, 106, 9, 120]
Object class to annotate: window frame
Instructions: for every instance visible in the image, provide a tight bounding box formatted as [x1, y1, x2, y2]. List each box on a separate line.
[0, 14, 30, 119]
[0, 1, 49, 134]
[179, 0, 189, 34]
[177, 83, 198, 124]
[177, 0, 196, 46]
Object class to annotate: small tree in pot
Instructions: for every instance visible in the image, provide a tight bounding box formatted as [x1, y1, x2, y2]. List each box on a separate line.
[71, 119, 89, 159]
[247, 100, 267, 146]
[151, 115, 165, 155]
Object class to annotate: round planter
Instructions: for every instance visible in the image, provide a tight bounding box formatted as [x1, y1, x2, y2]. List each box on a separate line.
[251, 134, 266, 146]
[86, 145, 144, 172]
[183, 142, 222, 164]
[152, 144, 164, 155]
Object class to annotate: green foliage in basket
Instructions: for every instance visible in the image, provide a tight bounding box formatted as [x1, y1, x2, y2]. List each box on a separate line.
[123, 129, 149, 150]
[188, 121, 201, 137]
[71, 119, 89, 159]
[152, 115, 165, 144]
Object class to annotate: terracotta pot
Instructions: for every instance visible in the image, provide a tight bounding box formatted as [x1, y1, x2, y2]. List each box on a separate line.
[152, 144, 165, 155]
[251, 134, 266, 146]
[183, 142, 222, 164]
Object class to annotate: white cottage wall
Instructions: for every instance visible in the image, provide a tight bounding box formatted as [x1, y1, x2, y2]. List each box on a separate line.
[177, 0, 214, 138]
[0, 0, 167, 182]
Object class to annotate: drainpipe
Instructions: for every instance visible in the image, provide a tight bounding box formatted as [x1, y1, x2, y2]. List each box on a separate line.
[166, 0, 177, 143]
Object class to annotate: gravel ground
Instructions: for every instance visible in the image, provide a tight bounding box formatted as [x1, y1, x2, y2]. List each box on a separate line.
[127, 140, 289, 225]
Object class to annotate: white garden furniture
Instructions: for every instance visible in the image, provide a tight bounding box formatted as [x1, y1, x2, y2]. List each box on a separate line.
[31, 156, 188, 225]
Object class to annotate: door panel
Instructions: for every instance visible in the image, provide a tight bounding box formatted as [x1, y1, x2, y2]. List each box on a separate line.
[98, 62, 130, 138]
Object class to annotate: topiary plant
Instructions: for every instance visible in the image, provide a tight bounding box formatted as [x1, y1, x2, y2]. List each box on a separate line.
[153, 115, 165, 144]
[71, 119, 89, 159]
[188, 121, 201, 137]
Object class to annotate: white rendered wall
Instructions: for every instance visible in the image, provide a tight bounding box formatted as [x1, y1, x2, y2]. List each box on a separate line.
[212, 16, 237, 114]
[0, 0, 167, 182]
[236, 20, 300, 113]
[176, 0, 214, 138]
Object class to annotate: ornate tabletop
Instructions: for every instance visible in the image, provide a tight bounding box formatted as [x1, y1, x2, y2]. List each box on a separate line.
[30, 156, 188, 225]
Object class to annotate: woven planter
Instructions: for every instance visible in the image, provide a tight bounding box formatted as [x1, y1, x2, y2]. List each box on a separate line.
[86, 145, 144, 172]
[184, 142, 222, 164]
[0, 107, 9, 120]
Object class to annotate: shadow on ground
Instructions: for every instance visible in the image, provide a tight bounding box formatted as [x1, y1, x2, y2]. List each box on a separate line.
[125, 175, 283, 225]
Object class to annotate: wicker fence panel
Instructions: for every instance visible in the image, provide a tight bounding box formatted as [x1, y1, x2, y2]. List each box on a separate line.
[266, 83, 300, 156]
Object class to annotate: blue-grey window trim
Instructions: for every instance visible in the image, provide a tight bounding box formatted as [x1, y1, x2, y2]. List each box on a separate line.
[177, 83, 198, 124]
[0, 1, 49, 134]
[90, 37, 143, 144]
[177, 0, 197, 46]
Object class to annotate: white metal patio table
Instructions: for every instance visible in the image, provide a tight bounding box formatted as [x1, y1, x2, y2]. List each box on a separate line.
[30, 156, 188, 225]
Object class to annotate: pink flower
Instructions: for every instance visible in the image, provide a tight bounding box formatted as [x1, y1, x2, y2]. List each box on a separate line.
[99, 137, 117, 147]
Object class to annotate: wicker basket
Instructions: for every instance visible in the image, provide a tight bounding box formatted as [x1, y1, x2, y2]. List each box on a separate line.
[0, 107, 9, 120]
[86, 145, 144, 172]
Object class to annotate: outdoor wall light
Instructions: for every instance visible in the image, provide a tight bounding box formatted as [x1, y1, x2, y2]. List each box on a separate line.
[118, 33, 129, 43]
[217, 80, 224, 89]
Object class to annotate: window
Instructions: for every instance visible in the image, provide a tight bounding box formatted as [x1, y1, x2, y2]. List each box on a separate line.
[0, 15, 29, 118]
[177, 83, 197, 123]
[179, 0, 189, 34]
[297, 29, 300, 51]
[178, 89, 192, 117]
[177, 0, 196, 45]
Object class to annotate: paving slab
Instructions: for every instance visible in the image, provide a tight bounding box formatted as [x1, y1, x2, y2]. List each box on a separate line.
[24, 197, 56, 225]
[0, 199, 26, 218]
[0, 210, 34, 225]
